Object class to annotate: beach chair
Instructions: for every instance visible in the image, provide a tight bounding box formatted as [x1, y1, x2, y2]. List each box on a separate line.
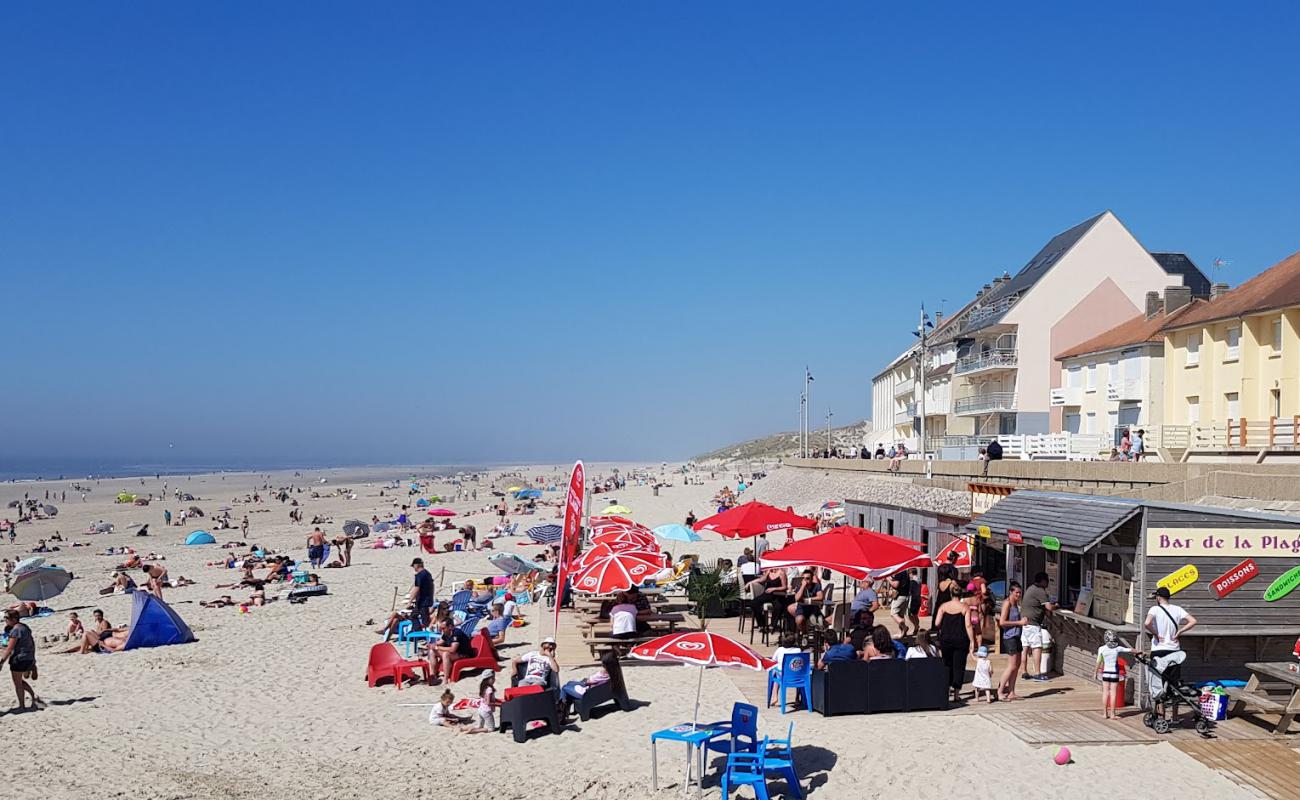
[760, 732, 803, 800]
[450, 590, 472, 614]
[418, 533, 436, 554]
[395, 620, 436, 659]
[500, 663, 562, 743]
[704, 702, 759, 757]
[767, 651, 813, 714]
[456, 609, 484, 638]
[571, 652, 633, 722]
[448, 629, 501, 682]
[720, 747, 770, 800]
[365, 642, 431, 690]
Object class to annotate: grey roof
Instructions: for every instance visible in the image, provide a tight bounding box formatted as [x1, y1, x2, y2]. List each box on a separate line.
[959, 212, 1106, 336]
[1150, 252, 1211, 298]
[964, 490, 1141, 552]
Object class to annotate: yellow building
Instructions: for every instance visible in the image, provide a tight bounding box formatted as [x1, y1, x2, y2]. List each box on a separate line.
[1163, 251, 1300, 438]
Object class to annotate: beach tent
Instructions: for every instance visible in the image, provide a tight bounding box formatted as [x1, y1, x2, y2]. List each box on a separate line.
[116, 492, 137, 503]
[122, 592, 196, 651]
[415, 498, 430, 507]
[185, 530, 216, 545]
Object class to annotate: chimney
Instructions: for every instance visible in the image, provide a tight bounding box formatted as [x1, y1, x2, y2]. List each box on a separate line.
[1145, 291, 1161, 319]
[1211, 282, 1230, 299]
[1164, 285, 1193, 316]
[983, 283, 992, 294]
[1002, 271, 1010, 280]
[934, 311, 944, 326]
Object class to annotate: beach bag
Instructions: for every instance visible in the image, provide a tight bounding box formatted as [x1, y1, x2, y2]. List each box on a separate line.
[1199, 690, 1228, 720]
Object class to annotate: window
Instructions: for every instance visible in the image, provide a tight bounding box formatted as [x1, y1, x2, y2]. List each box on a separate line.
[1272, 389, 1282, 418]
[1187, 396, 1200, 424]
[1064, 413, 1081, 434]
[1086, 363, 1097, 391]
[1225, 327, 1240, 362]
[1226, 392, 1240, 420]
[1273, 319, 1284, 356]
[1186, 332, 1201, 366]
[1085, 412, 1097, 434]
[1067, 366, 1082, 388]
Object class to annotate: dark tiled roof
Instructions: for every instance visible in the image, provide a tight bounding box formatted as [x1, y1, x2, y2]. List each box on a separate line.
[960, 212, 1107, 335]
[1150, 253, 1211, 298]
[1165, 251, 1300, 329]
[1054, 300, 1205, 360]
[964, 490, 1141, 552]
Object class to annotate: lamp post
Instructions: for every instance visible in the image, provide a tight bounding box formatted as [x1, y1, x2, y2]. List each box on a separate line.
[826, 409, 833, 455]
[913, 307, 934, 457]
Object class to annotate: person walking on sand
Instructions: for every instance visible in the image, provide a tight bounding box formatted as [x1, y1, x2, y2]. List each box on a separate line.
[241, 516, 249, 537]
[306, 527, 326, 568]
[997, 581, 1026, 700]
[1, 609, 42, 712]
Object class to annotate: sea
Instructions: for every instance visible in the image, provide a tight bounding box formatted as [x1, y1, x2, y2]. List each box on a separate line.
[0, 459, 503, 483]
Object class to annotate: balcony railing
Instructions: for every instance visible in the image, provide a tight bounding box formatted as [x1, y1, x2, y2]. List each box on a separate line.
[955, 348, 1018, 375]
[954, 392, 1017, 415]
[958, 294, 1020, 333]
[1106, 379, 1143, 402]
[893, 378, 916, 397]
[893, 403, 918, 426]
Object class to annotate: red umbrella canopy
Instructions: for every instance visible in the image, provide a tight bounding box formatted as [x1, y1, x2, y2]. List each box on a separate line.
[428, 508, 457, 517]
[631, 631, 775, 670]
[936, 536, 972, 569]
[591, 530, 657, 548]
[572, 551, 664, 594]
[759, 525, 932, 580]
[589, 517, 654, 536]
[691, 502, 818, 539]
[573, 541, 663, 568]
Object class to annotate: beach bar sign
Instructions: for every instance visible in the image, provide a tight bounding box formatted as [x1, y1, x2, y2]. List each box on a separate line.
[1146, 528, 1300, 558]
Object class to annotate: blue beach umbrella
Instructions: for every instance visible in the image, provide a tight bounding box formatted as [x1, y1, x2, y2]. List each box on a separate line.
[9, 566, 73, 602]
[652, 524, 702, 543]
[525, 523, 563, 545]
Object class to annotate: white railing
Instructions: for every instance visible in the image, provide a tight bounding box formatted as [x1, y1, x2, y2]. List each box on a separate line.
[893, 405, 916, 426]
[959, 294, 1020, 332]
[955, 349, 1019, 375]
[954, 392, 1017, 415]
[893, 378, 915, 397]
[932, 432, 1107, 461]
[1106, 379, 1143, 401]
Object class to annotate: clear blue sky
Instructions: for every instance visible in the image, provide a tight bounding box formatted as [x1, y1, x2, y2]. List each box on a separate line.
[3, 2, 1298, 468]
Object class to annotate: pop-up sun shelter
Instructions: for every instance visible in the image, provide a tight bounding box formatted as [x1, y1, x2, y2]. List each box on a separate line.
[184, 530, 215, 545]
[122, 592, 196, 651]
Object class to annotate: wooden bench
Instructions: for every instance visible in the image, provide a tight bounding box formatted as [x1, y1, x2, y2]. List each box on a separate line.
[581, 613, 686, 637]
[586, 635, 654, 659]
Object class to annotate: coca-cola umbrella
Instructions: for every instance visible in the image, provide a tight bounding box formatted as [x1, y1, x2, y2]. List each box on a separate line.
[631, 631, 776, 728]
[692, 502, 818, 540]
[759, 525, 932, 580]
[936, 535, 972, 570]
[571, 551, 664, 595]
[573, 542, 662, 569]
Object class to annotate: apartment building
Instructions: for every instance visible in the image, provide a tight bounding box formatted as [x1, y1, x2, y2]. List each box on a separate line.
[1162, 251, 1300, 427]
[869, 211, 1206, 454]
[1052, 290, 1205, 440]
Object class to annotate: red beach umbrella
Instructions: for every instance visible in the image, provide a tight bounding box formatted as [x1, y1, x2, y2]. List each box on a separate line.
[936, 536, 972, 570]
[692, 502, 818, 539]
[591, 530, 657, 548]
[759, 525, 932, 580]
[631, 631, 776, 727]
[571, 551, 664, 594]
[428, 508, 457, 517]
[573, 542, 663, 568]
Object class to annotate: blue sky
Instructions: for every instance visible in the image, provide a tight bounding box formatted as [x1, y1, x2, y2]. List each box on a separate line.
[3, 2, 1298, 467]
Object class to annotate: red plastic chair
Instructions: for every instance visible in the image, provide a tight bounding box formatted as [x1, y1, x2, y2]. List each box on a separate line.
[366, 642, 432, 690]
[448, 629, 502, 682]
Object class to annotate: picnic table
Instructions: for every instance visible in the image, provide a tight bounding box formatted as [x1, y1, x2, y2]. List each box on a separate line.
[1226, 662, 1300, 734]
[580, 612, 686, 635]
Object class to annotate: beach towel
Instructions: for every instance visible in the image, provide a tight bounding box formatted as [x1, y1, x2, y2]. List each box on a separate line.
[21, 607, 55, 620]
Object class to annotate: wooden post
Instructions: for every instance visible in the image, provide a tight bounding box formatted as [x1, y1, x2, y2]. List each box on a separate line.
[1294, 415, 1299, 447]
[1240, 417, 1248, 447]
[1269, 416, 1277, 446]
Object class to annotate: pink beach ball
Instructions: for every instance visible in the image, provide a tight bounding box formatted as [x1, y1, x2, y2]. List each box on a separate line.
[1053, 747, 1071, 765]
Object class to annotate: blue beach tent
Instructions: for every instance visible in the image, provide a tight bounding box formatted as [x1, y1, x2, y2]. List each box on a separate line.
[185, 530, 216, 545]
[122, 592, 196, 651]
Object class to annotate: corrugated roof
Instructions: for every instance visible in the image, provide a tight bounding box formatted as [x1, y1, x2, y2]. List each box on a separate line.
[1165, 250, 1300, 329]
[1150, 253, 1211, 298]
[964, 490, 1141, 552]
[1054, 299, 1205, 361]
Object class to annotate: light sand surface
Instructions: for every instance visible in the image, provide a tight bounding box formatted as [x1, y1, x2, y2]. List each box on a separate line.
[0, 464, 1251, 799]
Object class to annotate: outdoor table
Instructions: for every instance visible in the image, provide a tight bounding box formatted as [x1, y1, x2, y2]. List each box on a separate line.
[1230, 662, 1300, 734]
[650, 723, 716, 796]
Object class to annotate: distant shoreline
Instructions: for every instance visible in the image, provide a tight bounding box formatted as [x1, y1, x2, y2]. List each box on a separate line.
[0, 461, 516, 483]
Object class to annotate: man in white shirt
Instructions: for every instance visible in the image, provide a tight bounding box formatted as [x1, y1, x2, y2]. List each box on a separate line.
[1143, 586, 1197, 700]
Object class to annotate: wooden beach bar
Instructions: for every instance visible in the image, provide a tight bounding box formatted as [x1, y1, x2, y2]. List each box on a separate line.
[966, 490, 1300, 702]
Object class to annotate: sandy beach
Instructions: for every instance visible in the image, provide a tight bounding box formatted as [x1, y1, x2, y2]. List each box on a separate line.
[0, 464, 1255, 799]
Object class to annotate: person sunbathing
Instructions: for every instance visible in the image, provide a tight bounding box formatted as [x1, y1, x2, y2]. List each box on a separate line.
[6, 600, 38, 618]
[117, 554, 143, 570]
[202, 595, 235, 608]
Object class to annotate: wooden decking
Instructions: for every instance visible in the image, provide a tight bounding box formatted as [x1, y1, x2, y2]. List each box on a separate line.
[1173, 741, 1300, 800]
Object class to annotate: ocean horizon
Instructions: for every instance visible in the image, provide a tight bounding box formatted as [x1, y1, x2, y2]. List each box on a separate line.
[0, 458, 512, 483]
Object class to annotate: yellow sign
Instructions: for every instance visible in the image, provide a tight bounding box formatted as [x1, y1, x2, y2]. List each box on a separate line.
[1146, 528, 1300, 558]
[977, 525, 991, 539]
[1157, 564, 1199, 595]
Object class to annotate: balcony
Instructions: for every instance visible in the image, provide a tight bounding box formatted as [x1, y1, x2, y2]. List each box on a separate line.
[954, 392, 1017, 416]
[893, 403, 917, 426]
[1107, 379, 1143, 402]
[1050, 386, 1083, 407]
[893, 377, 915, 398]
[955, 348, 1018, 376]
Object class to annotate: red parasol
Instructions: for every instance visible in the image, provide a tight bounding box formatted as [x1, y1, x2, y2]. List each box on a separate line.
[571, 551, 664, 594]
[631, 631, 776, 727]
[936, 536, 972, 569]
[759, 525, 932, 580]
[692, 502, 817, 539]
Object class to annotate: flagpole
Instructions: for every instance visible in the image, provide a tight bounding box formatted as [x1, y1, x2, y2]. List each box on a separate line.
[919, 306, 927, 459]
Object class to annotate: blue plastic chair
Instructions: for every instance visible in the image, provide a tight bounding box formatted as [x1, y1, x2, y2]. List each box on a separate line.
[705, 702, 759, 757]
[396, 620, 436, 658]
[762, 729, 803, 799]
[765, 721, 794, 760]
[767, 651, 813, 714]
[449, 590, 472, 613]
[456, 609, 484, 638]
[720, 746, 769, 800]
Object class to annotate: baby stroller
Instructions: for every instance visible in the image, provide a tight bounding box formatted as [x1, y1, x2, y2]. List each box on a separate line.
[1131, 651, 1214, 736]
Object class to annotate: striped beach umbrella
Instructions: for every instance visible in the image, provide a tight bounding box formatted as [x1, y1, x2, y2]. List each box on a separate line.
[525, 523, 563, 545]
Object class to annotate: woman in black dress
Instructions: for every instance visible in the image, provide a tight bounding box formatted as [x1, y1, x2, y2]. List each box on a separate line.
[747, 568, 789, 630]
[933, 586, 977, 703]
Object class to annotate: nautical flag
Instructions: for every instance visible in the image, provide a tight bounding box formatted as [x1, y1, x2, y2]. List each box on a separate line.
[806, 367, 814, 383]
